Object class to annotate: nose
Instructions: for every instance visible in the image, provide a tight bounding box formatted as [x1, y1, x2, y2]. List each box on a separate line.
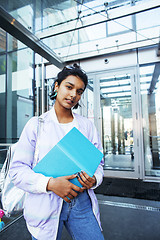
[70, 89, 76, 99]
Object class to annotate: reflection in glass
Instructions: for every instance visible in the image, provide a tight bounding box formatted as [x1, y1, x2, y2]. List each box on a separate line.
[101, 73, 134, 171]
[0, 54, 6, 167]
[38, 2, 159, 59]
[46, 78, 55, 111]
[7, 48, 34, 143]
[0, 28, 6, 52]
[0, 54, 6, 136]
[0, 47, 34, 229]
[87, 79, 94, 122]
[7, 34, 26, 52]
[107, 15, 133, 35]
[3, 2, 34, 33]
[140, 64, 160, 177]
[42, 0, 77, 29]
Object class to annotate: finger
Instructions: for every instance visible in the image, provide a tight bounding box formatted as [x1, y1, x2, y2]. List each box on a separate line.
[71, 183, 85, 193]
[80, 172, 91, 184]
[65, 174, 77, 180]
[67, 193, 74, 200]
[63, 196, 71, 203]
[78, 187, 86, 192]
[77, 174, 89, 188]
[92, 175, 97, 185]
[80, 171, 93, 183]
[79, 172, 95, 189]
[70, 189, 78, 198]
[80, 172, 95, 186]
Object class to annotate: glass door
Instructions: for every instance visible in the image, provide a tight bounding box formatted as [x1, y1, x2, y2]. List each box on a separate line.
[94, 67, 141, 178]
[140, 63, 160, 180]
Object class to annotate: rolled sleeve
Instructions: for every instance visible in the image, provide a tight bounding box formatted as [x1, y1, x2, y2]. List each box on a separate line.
[36, 176, 51, 193]
[89, 123, 104, 190]
[91, 163, 104, 190]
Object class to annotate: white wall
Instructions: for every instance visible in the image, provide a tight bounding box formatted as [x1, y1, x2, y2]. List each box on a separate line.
[78, 47, 160, 73]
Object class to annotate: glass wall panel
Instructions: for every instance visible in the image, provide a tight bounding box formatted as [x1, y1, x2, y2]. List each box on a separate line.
[0, 28, 6, 52]
[136, 8, 160, 30]
[87, 78, 94, 122]
[38, 1, 159, 59]
[7, 35, 26, 52]
[43, 31, 78, 49]
[1, 0, 34, 33]
[0, 15, 35, 229]
[6, 47, 34, 143]
[42, 1, 77, 29]
[140, 63, 160, 177]
[0, 54, 6, 141]
[136, 7, 160, 41]
[0, 54, 6, 168]
[44, 64, 64, 112]
[135, 0, 152, 6]
[46, 78, 55, 111]
[107, 16, 133, 35]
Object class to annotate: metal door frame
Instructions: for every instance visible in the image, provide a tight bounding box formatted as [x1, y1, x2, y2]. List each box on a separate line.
[89, 66, 144, 179]
[35, 61, 46, 116]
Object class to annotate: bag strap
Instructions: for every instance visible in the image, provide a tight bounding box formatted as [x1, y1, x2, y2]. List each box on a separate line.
[0, 147, 11, 191]
[32, 117, 44, 168]
[4, 147, 12, 179]
[0, 143, 17, 185]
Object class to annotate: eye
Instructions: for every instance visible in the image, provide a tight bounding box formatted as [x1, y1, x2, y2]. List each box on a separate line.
[66, 85, 72, 89]
[77, 90, 84, 95]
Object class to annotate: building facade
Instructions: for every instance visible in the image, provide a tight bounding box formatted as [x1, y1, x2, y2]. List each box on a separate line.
[0, 0, 160, 183]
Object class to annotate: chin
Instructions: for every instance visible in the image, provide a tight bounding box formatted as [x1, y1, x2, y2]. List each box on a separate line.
[63, 104, 73, 110]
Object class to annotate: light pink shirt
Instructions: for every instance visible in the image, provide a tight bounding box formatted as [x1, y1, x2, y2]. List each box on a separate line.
[9, 107, 104, 240]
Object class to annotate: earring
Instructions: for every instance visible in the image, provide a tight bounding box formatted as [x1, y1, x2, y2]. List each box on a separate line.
[50, 90, 57, 100]
[53, 90, 57, 98]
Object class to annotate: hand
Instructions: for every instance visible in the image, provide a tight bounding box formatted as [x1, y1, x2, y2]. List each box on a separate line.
[77, 171, 96, 189]
[46, 174, 85, 203]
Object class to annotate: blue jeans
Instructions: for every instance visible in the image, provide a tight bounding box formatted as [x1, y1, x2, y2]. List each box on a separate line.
[32, 191, 104, 240]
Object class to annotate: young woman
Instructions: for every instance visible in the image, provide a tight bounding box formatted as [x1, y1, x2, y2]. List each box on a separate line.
[9, 64, 104, 240]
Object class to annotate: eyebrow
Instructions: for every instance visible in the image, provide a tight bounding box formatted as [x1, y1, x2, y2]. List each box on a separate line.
[65, 82, 85, 91]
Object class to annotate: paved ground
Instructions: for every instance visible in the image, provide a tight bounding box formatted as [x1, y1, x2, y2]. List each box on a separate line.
[1, 194, 160, 240]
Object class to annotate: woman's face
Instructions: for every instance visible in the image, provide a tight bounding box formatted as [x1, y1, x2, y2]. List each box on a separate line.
[54, 75, 85, 110]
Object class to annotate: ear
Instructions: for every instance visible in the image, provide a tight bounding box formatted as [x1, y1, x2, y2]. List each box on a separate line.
[54, 81, 59, 91]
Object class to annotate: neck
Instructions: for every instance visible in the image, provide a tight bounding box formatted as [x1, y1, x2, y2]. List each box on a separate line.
[54, 103, 73, 123]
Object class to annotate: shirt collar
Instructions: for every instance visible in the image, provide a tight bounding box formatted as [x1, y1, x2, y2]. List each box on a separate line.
[50, 105, 77, 126]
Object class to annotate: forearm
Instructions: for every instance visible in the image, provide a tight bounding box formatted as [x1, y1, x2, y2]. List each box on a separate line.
[9, 163, 51, 194]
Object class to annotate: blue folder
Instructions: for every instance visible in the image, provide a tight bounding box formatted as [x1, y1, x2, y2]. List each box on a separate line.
[33, 127, 103, 187]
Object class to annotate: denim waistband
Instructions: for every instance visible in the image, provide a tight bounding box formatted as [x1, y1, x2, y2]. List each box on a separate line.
[63, 190, 89, 208]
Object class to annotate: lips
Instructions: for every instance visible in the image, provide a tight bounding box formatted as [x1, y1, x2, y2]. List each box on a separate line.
[65, 99, 74, 104]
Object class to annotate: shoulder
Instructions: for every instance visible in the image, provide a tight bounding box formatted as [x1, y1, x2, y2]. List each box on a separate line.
[74, 113, 96, 138]
[25, 109, 51, 131]
[39, 108, 54, 123]
[20, 116, 39, 140]
[26, 109, 52, 126]
[24, 116, 38, 129]
[74, 113, 93, 127]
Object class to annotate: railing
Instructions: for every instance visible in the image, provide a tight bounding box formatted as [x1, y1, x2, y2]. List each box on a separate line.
[0, 143, 22, 232]
[0, 144, 12, 170]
